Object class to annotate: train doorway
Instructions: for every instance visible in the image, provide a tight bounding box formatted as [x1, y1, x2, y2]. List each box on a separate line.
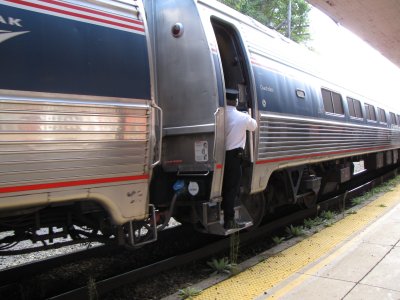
[211, 19, 254, 114]
[211, 18, 264, 228]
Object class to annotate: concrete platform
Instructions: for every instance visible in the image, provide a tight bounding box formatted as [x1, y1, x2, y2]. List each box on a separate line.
[192, 183, 400, 300]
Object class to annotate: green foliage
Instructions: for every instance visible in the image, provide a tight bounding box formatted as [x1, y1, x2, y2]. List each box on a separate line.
[207, 257, 237, 275]
[352, 176, 400, 206]
[272, 236, 285, 245]
[217, 0, 311, 44]
[351, 197, 364, 206]
[230, 230, 240, 265]
[320, 210, 335, 220]
[303, 217, 323, 229]
[285, 224, 304, 237]
[178, 287, 202, 300]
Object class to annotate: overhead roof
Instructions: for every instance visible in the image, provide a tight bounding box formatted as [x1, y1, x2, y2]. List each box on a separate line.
[307, 0, 400, 67]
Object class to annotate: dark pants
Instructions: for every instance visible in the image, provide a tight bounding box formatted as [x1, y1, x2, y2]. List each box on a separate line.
[222, 148, 243, 222]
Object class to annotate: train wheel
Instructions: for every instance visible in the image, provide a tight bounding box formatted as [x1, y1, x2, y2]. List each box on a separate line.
[242, 192, 266, 228]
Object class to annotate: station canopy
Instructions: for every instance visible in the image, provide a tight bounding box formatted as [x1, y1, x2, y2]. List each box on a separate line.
[307, 0, 400, 67]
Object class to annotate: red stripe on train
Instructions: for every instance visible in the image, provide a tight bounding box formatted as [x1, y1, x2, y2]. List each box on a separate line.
[256, 145, 388, 165]
[5, 0, 145, 32]
[0, 174, 149, 194]
[41, 0, 143, 26]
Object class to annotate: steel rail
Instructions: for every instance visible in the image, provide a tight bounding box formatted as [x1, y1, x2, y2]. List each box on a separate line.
[49, 165, 400, 299]
[0, 244, 118, 286]
[48, 208, 316, 300]
[11, 166, 400, 299]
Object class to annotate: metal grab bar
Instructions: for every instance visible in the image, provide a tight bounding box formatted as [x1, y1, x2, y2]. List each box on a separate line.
[213, 107, 222, 161]
[177, 169, 210, 177]
[151, 104, 163, 167]
[248, 108, 254, 163]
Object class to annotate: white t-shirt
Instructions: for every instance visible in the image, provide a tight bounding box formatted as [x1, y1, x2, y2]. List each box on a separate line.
[225, 105, 257, 151]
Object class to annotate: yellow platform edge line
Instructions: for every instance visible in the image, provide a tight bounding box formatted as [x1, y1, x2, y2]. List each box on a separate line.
[195, 184, 400, 300]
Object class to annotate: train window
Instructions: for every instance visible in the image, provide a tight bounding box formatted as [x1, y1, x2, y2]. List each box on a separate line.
[365, 103, 377, 121]
[390, 112, 397, 125]
[322, 89, 334, 113]
[347, 98, 355, 117]
[377, 108, 387, 123]
[322, 88, 344, 115]
[332, 92, 344, 114]
[397, 115, 400, 125]
[354, 100, 363, 118]
[347, 97, 363, 118]
[296, 89, 306, 98]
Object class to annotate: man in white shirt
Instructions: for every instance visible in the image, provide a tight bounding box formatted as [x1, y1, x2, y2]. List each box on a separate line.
[222, 89, 257, 229]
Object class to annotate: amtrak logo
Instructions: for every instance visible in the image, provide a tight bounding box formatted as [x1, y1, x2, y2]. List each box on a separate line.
[0, 30, 29, 44]
[0, 14, 29, 44]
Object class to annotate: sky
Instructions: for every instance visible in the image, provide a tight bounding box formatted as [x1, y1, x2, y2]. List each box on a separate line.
[307, 7, 400, 110]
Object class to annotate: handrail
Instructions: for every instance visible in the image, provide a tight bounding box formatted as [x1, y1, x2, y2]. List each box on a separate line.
[151, 104, 163, 167]
[213, 107, 222, 161]
[248, 108, 254, 163]
[177, 170, 210, 177]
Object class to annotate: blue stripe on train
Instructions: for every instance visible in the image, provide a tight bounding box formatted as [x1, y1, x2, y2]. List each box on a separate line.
[0, 4, 151, 100]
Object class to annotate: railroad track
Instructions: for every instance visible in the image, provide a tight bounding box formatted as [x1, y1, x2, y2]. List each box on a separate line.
[0, 244, 118, 286]
[3, 166, 399, 300]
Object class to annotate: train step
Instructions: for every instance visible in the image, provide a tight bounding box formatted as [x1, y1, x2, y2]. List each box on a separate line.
[200, 201, 253, 235]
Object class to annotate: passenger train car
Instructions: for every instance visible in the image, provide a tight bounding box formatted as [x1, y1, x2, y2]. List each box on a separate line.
[0, 0, 399, 249]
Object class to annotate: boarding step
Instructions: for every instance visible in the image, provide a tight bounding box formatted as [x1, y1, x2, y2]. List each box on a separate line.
[199, 201, 253, 235]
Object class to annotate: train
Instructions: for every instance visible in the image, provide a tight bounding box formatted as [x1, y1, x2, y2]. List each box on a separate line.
[1, 0, 399, 250]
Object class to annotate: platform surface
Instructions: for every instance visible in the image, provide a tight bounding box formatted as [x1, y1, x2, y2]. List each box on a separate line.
[194, 184, 400, 300]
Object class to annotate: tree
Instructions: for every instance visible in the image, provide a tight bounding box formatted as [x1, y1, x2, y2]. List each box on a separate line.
[218, 0, 311, 44]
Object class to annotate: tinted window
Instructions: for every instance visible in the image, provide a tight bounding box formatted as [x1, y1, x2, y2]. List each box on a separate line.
[377, 108, 386, 123]
[332, 92, 344, 114]
[390, 112, 397, 125]
[322, 88, 343, 115]
[347, 97, 363, 118]
[322, 89, 333, 113]
[347, 98, 355, 117]
[365, 103, 376, 121]
[354, 99, 362, 118]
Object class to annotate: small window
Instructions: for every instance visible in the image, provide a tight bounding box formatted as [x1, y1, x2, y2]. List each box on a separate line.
[377, 107, 387, 123]
[365, 103, 376, 121]
[322, 89, 333, 113]
[397, 114, 400, 125]
[390, 112, 397, 125]
[347, 97, 363, 118]
[332, 93, 344, 114]
[347, 98, 355, 117]
[354, 100, 362, 118]
[296, 89, 305, 98]
[322, 88, 344, 115]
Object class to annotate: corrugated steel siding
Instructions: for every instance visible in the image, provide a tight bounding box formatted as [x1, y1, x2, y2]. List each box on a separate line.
[258, 113, 400, 161]
[0, 98, 150, 188]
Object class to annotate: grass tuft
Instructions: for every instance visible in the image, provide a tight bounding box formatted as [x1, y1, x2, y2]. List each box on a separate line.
[207, 257, 237, 275]
[285, 225, 304, 237]
[178, 287, 202, 299]
[320, 210, 335, 220]
[303, 217, 323, 229]
[272, 236, 285, 245]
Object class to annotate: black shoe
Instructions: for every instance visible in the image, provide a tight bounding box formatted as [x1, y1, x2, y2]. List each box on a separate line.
[224, 219, 246, 230]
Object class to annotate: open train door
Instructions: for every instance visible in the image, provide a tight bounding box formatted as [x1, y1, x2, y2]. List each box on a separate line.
[208, 17, 264, 233]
